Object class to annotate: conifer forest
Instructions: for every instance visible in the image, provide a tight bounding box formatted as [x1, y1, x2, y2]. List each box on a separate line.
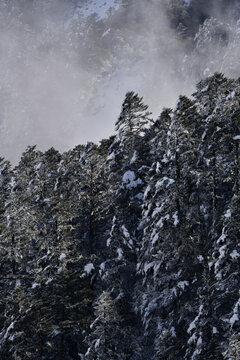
[2, 1, 240, 360]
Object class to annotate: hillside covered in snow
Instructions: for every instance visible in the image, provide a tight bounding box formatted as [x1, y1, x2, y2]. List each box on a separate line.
[1, 74, 240, 359]
[2, 1, 240, 359]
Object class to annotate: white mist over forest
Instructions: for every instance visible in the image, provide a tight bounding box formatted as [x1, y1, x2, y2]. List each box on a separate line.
[0, 0, 240, 162]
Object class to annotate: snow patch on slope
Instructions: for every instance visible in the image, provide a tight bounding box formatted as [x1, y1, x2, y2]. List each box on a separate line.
[77, 0, 120, 20]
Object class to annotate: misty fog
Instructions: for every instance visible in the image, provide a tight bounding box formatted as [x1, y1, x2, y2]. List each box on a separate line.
[1, 0, 240, 163]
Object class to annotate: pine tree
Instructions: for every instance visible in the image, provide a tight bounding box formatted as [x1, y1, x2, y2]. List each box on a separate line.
[115, 91, 152, 155]
[85, 292, 125, 360]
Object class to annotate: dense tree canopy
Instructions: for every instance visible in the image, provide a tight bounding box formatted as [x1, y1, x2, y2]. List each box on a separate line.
[1, 75, 240, 359]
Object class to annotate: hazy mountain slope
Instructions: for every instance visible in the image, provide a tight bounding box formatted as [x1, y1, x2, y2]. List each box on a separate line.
[2, 0, 240, 163]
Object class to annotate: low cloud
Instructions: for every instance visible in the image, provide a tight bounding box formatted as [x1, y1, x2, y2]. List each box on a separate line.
[0, 0, 240, 163]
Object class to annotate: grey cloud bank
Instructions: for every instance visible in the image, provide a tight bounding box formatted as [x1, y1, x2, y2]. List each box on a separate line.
[0, 0, 240, 163]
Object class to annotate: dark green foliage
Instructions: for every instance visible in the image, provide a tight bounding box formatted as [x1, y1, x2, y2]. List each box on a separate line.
[1, 75, 240, 359]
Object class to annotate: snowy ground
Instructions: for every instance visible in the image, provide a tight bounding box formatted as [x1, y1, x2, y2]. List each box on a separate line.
[77, 0, 120, 19]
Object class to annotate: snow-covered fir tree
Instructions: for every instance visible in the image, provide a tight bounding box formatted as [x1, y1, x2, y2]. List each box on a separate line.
[1, 73, 240, 358]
